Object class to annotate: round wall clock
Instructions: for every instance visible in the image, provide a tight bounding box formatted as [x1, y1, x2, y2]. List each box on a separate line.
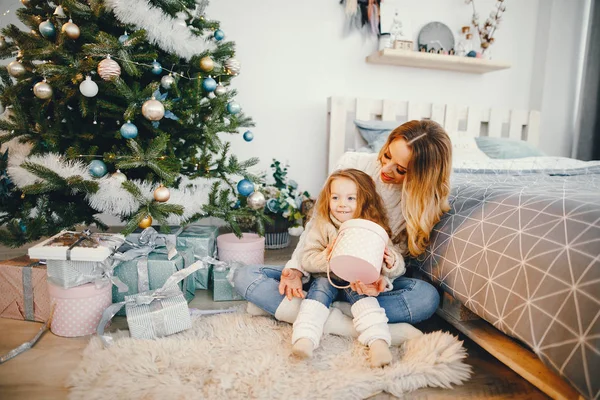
[417, 22, 455, 52]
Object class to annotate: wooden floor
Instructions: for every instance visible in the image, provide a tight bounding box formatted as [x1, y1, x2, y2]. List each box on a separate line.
[0, 239, 550, 399]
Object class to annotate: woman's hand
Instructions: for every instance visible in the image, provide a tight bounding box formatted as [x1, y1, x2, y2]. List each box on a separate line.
[278, 268, 305, 300]
[350, 276, 386, 296]
[383, 247, 395, 269]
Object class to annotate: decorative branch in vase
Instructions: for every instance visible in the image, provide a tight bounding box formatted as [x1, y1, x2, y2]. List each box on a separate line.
[466, 0, 507, 57]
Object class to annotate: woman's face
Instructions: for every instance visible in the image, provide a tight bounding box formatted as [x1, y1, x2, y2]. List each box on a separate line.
[329, 177, 358, 222]
[380, 138, 412, 184]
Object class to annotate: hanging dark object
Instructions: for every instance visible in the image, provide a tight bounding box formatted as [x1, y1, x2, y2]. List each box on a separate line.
[340, 0, 381, 34]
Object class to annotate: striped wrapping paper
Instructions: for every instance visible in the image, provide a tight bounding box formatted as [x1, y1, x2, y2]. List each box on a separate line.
[46, 259, 104, 289]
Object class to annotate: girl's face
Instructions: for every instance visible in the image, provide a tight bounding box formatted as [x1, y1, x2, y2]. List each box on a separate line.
[380, 138, 412, 184]
[329, 177, 358, 223]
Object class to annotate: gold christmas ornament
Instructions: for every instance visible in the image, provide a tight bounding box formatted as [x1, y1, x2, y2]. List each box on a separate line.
[224, 58, 241, 75]
[153, 185, 170, 202]
[139, 215, 153, 229]
[0, 36, 7, 50]
[247, 191, 266, 210]
[141, 98, 165, 121]
[21, 0, 31, 6]
[199, 56, 214, 72]
[7, 60, 26, 78]
[62, 19, 80, 39]
[97, 55, 121, 81]
[33, 80, 53, 99]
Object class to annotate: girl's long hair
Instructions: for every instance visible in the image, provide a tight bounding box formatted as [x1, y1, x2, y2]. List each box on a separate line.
[314, 168, 392, 237]
[378, 120, 452, 257]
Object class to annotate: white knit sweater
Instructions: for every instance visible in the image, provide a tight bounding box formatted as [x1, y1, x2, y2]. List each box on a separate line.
[286, 152, 406, 276]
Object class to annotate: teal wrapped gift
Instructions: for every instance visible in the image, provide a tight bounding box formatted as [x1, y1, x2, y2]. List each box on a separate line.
[212, 268, 244, 302]
[175, 225, 219, 290]
[126, 225, 183, 250]
[112, 246, 195, 315]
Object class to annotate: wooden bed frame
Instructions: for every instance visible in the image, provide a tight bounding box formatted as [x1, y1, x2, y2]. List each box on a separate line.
[326, 96, 581, 400]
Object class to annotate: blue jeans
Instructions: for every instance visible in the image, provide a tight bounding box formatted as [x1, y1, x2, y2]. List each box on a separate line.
[305, 276, 340, 307]
[232, 265, 440, 324]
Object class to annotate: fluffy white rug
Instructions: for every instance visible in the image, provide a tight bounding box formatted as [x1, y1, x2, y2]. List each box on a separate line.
[68, 310, 471, 399]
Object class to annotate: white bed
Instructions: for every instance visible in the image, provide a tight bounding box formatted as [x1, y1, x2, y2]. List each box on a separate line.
[325, 96, 598, 400]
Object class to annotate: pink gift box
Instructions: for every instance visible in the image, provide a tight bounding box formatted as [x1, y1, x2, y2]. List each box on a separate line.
[0, 256, 50, 322]
[217, 233, 265, 265]
[48, 280, 112, 337]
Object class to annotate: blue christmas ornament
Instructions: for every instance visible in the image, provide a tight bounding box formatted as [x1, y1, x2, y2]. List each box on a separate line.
[237, 179, 254, 197]
[466, 50, 477, 58]
[19, 220, 27, 233]
[214, 29, 225, 41]
[120, 121, 138, 139]
[118, 33, 129, 44]
[243, 130, 254, 142]
[39, 20, 56, 39]
[227, 102, 241, 115]
[202, 77, 217, 92]
[89, 160, 108, 178]
[232, 200, 241, 209]
[151, 60, 162, 75]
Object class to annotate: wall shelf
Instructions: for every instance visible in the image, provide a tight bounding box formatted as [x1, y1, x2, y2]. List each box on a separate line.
[366, 48, 511, 74]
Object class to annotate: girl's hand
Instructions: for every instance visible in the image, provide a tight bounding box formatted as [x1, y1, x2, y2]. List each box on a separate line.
[350, 276, 386, 297]
[278, 268, 305, 300]
[383, 247, 395, 269]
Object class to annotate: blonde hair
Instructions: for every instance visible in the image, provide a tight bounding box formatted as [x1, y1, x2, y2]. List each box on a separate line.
[377, 120, 452, 257]
[315, 169, 392, 237]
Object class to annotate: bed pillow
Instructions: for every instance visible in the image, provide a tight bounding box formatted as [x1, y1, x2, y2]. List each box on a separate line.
[354, 120, 490, 162]
[474, 136, 546, 159]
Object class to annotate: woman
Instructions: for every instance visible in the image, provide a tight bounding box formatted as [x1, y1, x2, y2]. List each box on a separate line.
[232, 120, 452, 341]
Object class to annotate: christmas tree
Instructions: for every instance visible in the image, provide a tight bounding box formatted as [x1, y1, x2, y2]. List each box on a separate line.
[0, 0, 267, 247]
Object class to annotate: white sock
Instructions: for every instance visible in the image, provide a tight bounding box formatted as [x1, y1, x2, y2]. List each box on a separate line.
[351, 297, 392, 346]
[246, 302, 270, 316]
[292, 299, 330, 348]
[274, 295, 304, 324]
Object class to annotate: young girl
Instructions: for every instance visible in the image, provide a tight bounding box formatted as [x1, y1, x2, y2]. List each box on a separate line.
[292, 168, 405, 367]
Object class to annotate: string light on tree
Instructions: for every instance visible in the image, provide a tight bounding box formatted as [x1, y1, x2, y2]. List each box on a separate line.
[139, 215, 153, 229]
[79, 76, 98, 97]
[7, 60, 25, 78]
[38, 20, 56, 39]
[214, 29, 225, 41]
[141, 97, 165, 121]
[151, 60, 162, 75]
[161, 74, 175, 89]
[97, 55, 121, 81]
[61, 19, 80, 39]
[88, 160, 108, 178]
[199, 56, 214, 72]
[153, 185, 170, 202]
[33, 79, 53, 99]
[237, 179, 254, 197]
[120, 121, 138, 139]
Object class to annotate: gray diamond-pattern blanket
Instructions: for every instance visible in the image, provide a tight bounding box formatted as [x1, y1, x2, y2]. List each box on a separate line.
[67, 311, 471, 400]
[410, 165, 600, 399]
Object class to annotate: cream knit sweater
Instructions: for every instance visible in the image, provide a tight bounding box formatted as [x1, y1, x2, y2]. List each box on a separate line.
[286, 152, 407, 276]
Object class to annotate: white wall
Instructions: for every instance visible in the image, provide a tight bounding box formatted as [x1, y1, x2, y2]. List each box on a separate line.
[208, 0, 553, 195]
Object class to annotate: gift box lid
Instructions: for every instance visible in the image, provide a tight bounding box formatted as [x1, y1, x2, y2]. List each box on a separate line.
[217, 233, 265, 251]
[28, 230, 125, 262]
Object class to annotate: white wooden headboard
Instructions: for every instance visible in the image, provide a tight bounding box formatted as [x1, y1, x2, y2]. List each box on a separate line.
[326, 96, 541, 173]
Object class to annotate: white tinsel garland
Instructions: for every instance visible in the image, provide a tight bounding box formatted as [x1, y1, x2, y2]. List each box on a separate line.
[104, 0, 214, 60]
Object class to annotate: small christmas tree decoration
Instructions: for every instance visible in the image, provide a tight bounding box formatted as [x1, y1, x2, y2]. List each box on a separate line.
[118, 31, 129, 44]
[33, 80, 53, 99]
[153, 185, 170, 202]
[247, 191, 265, 210]
[161, 74, 175, 89]
[53, 5, 67, 18]
[120, 121, 138, 139]
[89, 160, 108, 178]
[201, 77, 217, 92]
[226, 101, 241, 115]
[112, 170, 127, 182]
[139, 215, 153, 229]
[224, 58, 241, 75]
[20, 0, 30, 7]
[214, 29, 225, 41]
[7, 61, 25, 78]
[237, 179, 254, 197]
[38, 20, 56, 39]
[97, 55, 121, 81]
[79, 76, 98, 97]
[243, 130, 254, 142]
[215, 84, 227, 96]
[199, 56, 214, 72]
[142, 98, 165, 121]
[61, 20, 80, 39]
[0, 36, 7, 50]
[151, 60, 162, 75]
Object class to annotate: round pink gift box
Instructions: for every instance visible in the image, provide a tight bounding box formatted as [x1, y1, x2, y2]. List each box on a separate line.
[217, 233, 265, 265]
[329, 219, 389, 284]
[47, 280, 112, 337]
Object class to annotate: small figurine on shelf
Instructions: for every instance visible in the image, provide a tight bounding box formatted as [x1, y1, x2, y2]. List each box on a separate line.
[449, 48, 456, 55]
[419, 45, 427, 52]
[428, 47, 436, 54]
